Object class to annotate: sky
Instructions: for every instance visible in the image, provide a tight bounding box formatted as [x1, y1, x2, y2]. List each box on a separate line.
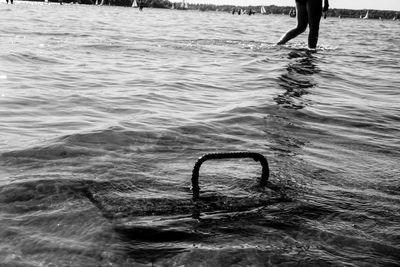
[186, 0, 400, 11]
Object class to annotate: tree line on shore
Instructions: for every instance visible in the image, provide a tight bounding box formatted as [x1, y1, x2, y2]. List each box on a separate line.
[23, 0, 399, 20]
[191, 4, 399, 20]
[28, 0, 171, 7]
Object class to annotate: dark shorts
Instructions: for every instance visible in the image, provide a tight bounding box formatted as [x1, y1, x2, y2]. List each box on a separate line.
[296, 0, 323, 3]
[296, 0, 322, 6]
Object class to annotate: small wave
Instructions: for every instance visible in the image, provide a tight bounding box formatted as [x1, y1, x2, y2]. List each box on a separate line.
[0, 126, 214, 165]
[274, 50, 319, 109]
[2, 52, 63, 65]
[80, 43, 128, 51]
[59, 126, 213, 153]
[60, 127, 175, 150]
[1, 142, 97, 161]
[173, 39, 276, 54]
[0, 28, 91, 38]
[0, 178, 89, 213]
[278, 42, 339, 52]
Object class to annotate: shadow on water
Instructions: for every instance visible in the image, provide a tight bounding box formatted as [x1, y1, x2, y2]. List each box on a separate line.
[274, 50, 320, 110]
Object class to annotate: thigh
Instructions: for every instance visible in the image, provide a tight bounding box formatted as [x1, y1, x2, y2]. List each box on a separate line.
[296, 0, 308, 28]
[306, 0, 322, 29]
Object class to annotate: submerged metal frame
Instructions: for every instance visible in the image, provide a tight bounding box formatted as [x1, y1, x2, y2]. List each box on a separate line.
[191, 152, 269, 200]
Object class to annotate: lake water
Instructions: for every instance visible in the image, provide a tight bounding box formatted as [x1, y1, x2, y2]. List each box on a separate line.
[0, 2, 399, 266]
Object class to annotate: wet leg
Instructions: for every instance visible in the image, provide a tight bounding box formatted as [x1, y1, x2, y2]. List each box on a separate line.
[307, 0, 322, 48]
[277, 1, 308, 45]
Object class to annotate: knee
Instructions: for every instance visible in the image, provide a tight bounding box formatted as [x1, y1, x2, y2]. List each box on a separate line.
[296, 24, 308, 33]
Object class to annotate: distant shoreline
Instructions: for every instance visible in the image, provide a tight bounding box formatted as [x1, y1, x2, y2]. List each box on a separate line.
[9, 1, 400, 20]
[187, 4, 399, 19]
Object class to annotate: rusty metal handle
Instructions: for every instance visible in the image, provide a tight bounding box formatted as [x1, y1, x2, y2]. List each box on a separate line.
[191, 152, 269, 200]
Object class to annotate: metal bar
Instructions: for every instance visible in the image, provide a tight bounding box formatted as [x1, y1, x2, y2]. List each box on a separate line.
[191, 152, 269, 200]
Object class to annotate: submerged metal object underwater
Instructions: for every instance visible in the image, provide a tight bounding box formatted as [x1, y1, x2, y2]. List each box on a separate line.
[85, 152, 274, 219]
[191, 152, 269, 200]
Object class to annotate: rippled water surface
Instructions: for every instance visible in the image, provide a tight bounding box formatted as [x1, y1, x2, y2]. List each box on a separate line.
[1, 2, 399, 266]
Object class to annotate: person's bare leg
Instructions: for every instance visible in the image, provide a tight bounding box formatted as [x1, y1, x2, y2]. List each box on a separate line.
[307, 0, 322, 49]
[277, 1, 308, 45]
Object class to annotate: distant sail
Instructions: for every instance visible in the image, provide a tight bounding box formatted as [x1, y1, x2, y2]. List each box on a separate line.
[260, 6, 266, 14]
[132, 0, 137, 7]
[363, 11, 369, 19]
